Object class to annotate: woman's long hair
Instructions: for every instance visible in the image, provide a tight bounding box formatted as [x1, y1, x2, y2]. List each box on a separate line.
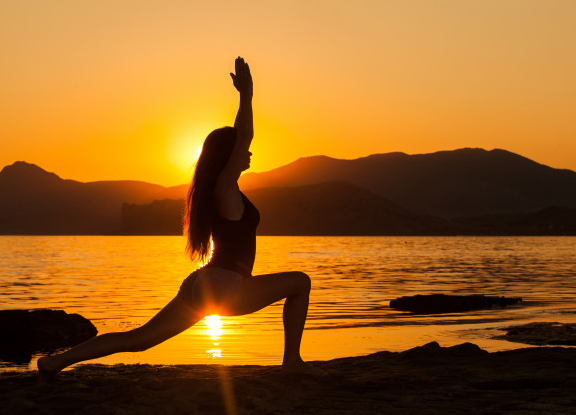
[184, 127, 236, 263]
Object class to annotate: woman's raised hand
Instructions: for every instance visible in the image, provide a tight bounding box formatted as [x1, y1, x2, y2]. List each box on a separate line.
[230, 57, 253, 97]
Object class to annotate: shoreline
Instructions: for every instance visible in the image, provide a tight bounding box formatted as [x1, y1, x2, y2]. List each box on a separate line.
[3, 342, 576, 415]
[3, 316, 576, 374]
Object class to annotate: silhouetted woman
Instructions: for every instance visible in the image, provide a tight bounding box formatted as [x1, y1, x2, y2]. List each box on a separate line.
[37, 57, 321, 379]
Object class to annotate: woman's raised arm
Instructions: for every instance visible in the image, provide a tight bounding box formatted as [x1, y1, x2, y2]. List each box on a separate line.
[231, 57, 253, 144]
[219, 57, 253, 181]
[214, 57, 254, 218]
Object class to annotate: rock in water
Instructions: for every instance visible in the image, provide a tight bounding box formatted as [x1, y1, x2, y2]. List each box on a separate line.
[389, 294, 522, 314]
[0, 309, 97, 363]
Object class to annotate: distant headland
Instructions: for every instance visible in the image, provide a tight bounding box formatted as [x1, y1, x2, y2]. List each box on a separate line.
[1, 148, 576, 236]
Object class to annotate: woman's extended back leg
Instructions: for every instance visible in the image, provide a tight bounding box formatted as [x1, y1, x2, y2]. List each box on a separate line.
[38, 295, 202, 376]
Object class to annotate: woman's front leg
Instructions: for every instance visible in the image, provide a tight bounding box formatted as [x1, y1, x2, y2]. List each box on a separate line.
[224, 271, 323, 374]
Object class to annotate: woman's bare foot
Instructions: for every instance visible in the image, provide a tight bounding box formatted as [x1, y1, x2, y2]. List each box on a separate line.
[37, 356, 64, 383]
[282, 358, 325, 376]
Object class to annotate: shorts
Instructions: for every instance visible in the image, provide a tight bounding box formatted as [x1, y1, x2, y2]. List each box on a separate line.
[177, 267, 246, 313]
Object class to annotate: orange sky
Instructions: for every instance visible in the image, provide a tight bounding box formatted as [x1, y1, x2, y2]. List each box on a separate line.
[1, 1, 575, 186]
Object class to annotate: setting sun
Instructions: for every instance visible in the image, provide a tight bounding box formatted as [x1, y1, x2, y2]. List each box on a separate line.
[167, 126, 211, 177]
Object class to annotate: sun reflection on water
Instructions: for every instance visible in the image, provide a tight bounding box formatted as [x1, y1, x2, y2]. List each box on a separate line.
[204, 315, 223, 358]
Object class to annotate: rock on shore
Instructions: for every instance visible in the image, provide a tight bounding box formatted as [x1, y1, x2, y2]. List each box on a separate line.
[0, 309, 97, 363]
[494, 322, 576, 346]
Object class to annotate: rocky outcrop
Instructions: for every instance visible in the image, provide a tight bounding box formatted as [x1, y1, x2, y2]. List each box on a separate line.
[389, 294, 522, 314]
[0, 309, 97, 363]
[494, 322, 576, 346]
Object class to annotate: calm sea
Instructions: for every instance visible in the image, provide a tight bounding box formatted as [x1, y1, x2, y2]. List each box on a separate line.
[1, 236, 575, 372]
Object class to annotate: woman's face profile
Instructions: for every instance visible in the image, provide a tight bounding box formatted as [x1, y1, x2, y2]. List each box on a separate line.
[242, 151, 252, 171]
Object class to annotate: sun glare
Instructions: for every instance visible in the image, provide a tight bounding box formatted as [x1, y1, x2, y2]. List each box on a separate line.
[167, 126, 209, 176]
[205, 315, 224, 338]
[205, 315, 223, 358]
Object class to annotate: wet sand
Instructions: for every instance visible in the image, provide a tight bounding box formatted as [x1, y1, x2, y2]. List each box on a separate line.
[2, 342, 576, 415]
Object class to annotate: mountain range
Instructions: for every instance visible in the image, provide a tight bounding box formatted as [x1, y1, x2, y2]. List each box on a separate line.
[239, 148, 576, 218]
[1, 148, 575, 235]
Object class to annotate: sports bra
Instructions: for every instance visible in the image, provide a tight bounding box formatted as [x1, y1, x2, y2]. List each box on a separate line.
[205, 192, 260, 277]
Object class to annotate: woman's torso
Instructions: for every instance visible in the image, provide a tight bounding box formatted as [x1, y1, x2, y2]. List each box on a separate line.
[205, 192, 260, 276]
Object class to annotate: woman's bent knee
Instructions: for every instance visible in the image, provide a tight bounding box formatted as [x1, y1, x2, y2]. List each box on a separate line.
[292, 271, 311, 293]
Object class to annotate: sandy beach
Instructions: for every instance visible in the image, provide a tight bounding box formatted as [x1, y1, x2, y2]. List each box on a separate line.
[3, 341, 576, 415]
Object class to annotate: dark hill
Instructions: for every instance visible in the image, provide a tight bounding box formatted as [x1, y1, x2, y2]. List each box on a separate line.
[239, 149, 576, 218]
[0, 162, 186, 234]
[120, 199, 185, 235]
[453, 206, 576, 235]
[247, 181, 455, 235]
[0, 161, 62, 188]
